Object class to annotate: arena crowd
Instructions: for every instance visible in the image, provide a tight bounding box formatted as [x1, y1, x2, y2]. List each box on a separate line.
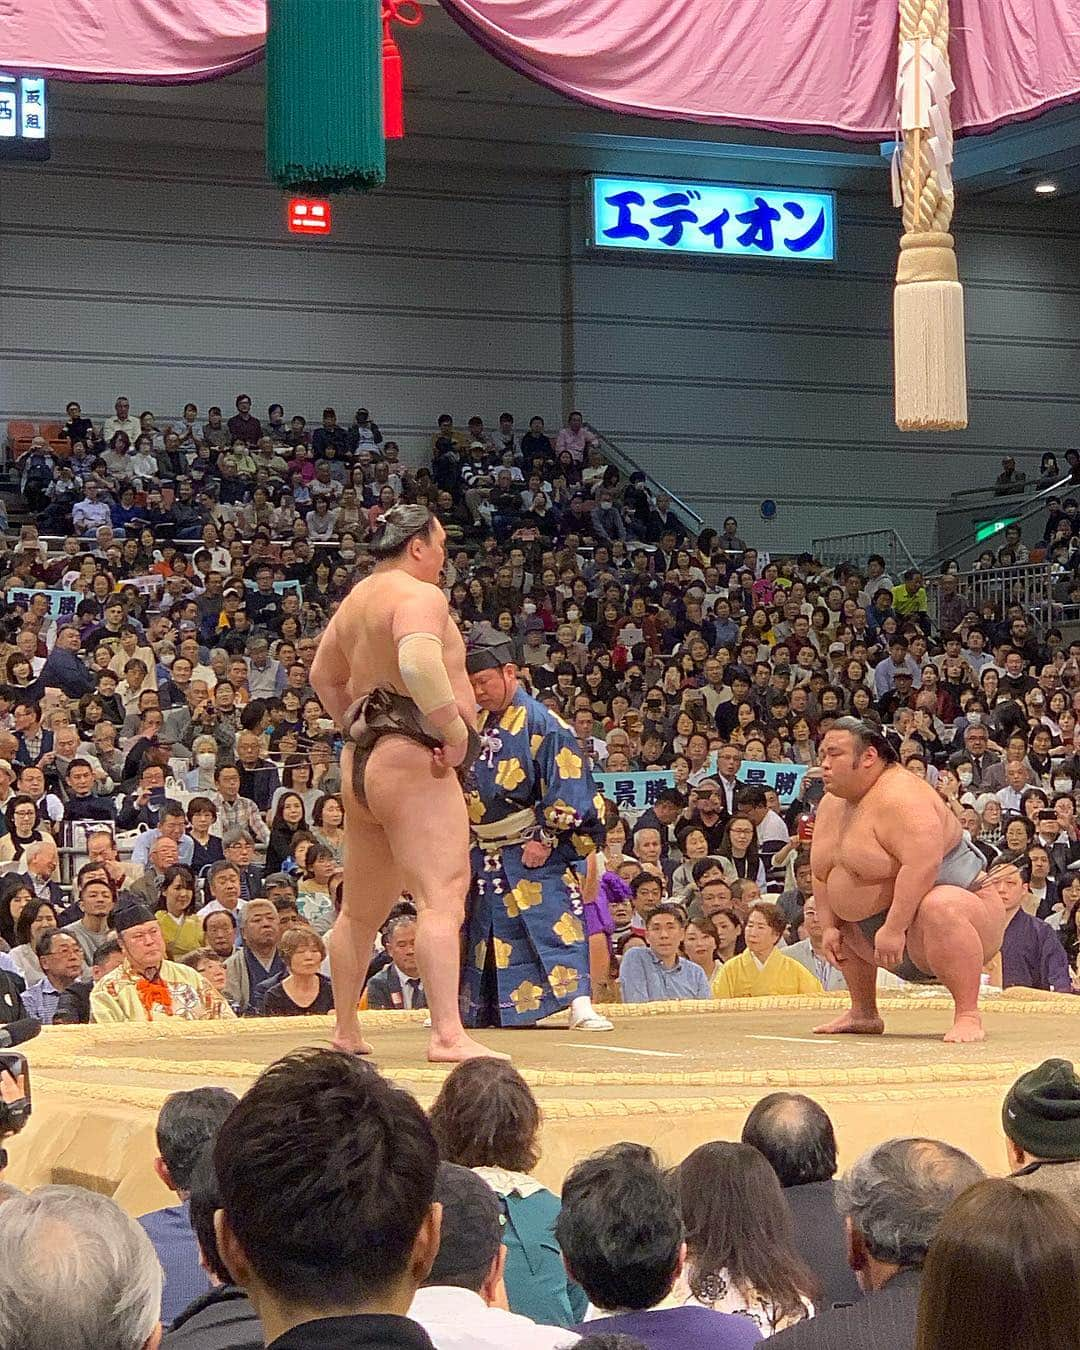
[1, 1050, 1079, 1350]
[1, 398, 1079, 1350]
[0, 395, 1078, 1020]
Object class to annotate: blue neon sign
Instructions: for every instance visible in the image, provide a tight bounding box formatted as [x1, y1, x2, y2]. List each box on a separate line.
[590, 175, 836, 263]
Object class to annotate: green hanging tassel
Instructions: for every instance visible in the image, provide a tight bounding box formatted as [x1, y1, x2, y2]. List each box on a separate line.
[266, 0, 385, 194]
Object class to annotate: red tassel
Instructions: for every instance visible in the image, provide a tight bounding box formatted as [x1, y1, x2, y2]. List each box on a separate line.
[382, 0, 422, 140]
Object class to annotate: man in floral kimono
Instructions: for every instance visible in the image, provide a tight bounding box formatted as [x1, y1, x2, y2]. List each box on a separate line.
[464, 636, 613, 1030]
[91, 903, 235, 1023]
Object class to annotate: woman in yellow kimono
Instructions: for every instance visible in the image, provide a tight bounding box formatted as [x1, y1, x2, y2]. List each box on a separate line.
[715, 901, 823, 998]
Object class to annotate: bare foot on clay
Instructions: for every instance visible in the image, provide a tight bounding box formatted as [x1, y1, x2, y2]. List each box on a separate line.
[943, 1012, 985, 1044]
[428, 1034, 510, 1063]
[814, 1011, 885, 1035]
[332, 1023, 374, 1056]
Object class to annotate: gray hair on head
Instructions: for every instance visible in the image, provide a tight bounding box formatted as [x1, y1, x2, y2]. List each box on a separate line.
[835, 1137, 984, 1268]
[22, 839, 55, 869]
[0, 1185, 163, 1350]
[368, 504, 435, 560]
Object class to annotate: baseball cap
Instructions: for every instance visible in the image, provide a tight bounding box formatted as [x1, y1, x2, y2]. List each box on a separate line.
[828, 642, 845, 655]
[427, 1163, 502, 1284]
[1003, 1059, 1080, 1160]
[523, 616, 545, 633]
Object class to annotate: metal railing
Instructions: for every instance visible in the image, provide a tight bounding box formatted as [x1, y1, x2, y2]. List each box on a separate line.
[928, 562, 1055, 635]
[810, 528, 917, 576]
[588, 425, 704, 538]
[921, 472, 1074, 576]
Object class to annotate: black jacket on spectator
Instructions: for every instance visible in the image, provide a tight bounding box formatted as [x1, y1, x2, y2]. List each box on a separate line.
[162, 1285, 262, 1350]
[266, 1315, 434, 1350]
[63, 792, 118, 824]
[0, 971, 25, 1023]
[238, 762, 279, 813]
[783, 1179, 863, 1311]
[771, 1267, 920, 1350]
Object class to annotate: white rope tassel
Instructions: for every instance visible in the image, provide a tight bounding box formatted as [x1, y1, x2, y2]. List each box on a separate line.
[893, 0, 967, 431]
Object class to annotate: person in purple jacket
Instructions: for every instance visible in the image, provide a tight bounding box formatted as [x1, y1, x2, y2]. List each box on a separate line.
[558, 1143, 762, 1350]
[991, 853, 1073, 993]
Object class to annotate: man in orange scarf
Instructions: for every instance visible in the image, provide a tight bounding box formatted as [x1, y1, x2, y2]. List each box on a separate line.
[90, 904, 235, 1023]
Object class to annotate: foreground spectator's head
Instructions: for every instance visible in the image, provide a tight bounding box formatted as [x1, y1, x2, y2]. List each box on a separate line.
[429, 1058, 541, 1173]
[676, 1140, 817, 1319]
[837, 1139, 984, 1292]
[1002, 1057, 1080, 1171]
[214, 1050, 440, 1330]
[154, 1087, 238, 1199]
[422, 1163, 505, 1301]
[556, 1143, 684, 1313]
[742, 1091, 839, 1188]
[915, 1180, 1080, 1350]
[0, 1185, 163, 1350]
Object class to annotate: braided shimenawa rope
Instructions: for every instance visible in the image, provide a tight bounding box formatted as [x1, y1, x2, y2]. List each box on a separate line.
[898, 0, 953, 236]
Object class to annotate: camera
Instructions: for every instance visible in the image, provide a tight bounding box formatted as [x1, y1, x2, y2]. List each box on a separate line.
[0, 1051, 32, 1150]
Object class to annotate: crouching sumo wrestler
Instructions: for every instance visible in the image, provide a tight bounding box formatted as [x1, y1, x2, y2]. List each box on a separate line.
[811, 717, 1006, 1043]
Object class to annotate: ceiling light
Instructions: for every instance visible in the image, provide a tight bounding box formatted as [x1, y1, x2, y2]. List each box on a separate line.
[1034, 181, 1058, 195]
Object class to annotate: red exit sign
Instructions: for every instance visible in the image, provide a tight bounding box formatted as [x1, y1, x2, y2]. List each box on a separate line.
[287, 198, 331, 234]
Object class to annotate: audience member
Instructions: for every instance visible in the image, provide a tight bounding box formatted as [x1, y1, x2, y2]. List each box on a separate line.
[619, 905, 712, 1003]
[366, 912, 426, 1010]
[261, 926, 333, 1016]
[410, 1162, 578, 1349]
[213, 1049, 442, 1350]
[139, 1088, 239, 1325]
[915, 1180, 1080, 1350]
[1003, 1057, 1080, 1209]
[741, 1094, 861, 1308]
[429, 1058, 586, 1328]
[558, 1143, 762, 1350]
[770, 1138, 984, 1350]
[0, 1186, 163, 1350]
[676, 1141, 816, 1333]
[162, 1147, 263, 1350]
[714, 903, 823, 998]
[224, 899, 284, 1014]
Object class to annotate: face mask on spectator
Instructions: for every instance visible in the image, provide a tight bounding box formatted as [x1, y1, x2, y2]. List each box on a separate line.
[958, 768, 973, 786]
[967, 712, 982, 725]
[567, 608, 580, 621]
[1054, 777, 1074, 793]
[523, 602, 537, 614]
[197, 752, 216, 769]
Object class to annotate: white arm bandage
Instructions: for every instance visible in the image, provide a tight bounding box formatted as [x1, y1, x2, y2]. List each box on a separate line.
[397, 632, 468, 744]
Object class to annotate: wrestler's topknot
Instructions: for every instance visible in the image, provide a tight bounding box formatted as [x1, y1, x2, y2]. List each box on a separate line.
[369, 504, 436, 559]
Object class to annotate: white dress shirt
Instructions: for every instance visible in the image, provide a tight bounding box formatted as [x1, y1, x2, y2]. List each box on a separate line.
[410, 1285, 579, 1350]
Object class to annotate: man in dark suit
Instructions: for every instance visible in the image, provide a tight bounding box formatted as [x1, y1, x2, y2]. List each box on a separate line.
[742, 1092, 862, 1310]
[947, 723, 1001, 789]
[633, 790, 684, 858]
[770, 1137, 985, 1350]
[365, 913, 427, 1010]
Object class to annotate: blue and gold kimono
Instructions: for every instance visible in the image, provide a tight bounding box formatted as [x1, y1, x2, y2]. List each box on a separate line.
[463, 687, 604, 1027]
